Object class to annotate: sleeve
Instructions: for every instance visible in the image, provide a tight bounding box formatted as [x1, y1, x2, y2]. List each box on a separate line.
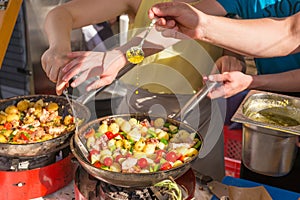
[216, 0, 247, 17]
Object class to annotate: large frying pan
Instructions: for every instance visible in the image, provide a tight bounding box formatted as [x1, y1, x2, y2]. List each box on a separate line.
[0, 94, 90, 157]
[70, 113, 202, 188]
[70, 81, 217, 188]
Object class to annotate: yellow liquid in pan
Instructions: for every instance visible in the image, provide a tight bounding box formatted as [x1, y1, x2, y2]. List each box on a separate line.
[249, 107, 300, 127]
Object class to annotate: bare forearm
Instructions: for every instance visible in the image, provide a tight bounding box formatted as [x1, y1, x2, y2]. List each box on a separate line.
[44, 0, 140, 48]
[201, 13, 300, 57]
[44, 7, 73, 48]
[249, 69, 300, 92]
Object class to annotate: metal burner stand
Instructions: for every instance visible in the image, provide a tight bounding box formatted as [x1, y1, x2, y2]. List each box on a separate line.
[74, 166, 196, 200]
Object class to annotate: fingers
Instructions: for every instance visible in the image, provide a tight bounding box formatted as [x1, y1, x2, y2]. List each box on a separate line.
[66, 51, 87, 58]
[56, 81, 68, 96]
[205, 74, 228, 99]
[208, 86, 226, 99]
[86, 75, 114, 92]
[149, 2, 181, 18]
[62, 62, 83, 83]
[207, 73, 228, 82]
[56, 69, 69, 95]
[62, 52, 87, 72]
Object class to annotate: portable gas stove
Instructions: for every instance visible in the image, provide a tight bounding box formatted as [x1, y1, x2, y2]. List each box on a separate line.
[74, 166, 196, 200]
[0, 141, 77, 200]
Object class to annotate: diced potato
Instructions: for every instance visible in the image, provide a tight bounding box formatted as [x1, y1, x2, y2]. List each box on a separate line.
[115, 117, 125, 126]
[41, 134, 53, 141]
[120, 121, 131, 133]
[47, 102, 59, 112]
[143, 143, 156, 154]
[154, 118, 164, 128]
[91, 153, 100, 164]
[0, 134, 7, 143]
[115, 140, 123, 148]
[63, 115, 73, 125]
[134, 140, 145, 152]
[23, 116, 34, 124]
[5, 105, 18, 114]
[99, 149, 112, 159]
[0, 114, 7, 124]
[127, 128, 141, 141]
[110, 162, 121, 172]
[2, 129, 12, 138]
[169, 125, 178, 133]
[98, 123, 108, 134]
[157, 131, 169, 140]
[17, 100, 30, 112]
[6, 114, 19, 122]
[108, 123, 119, 134]
[123, 139, 131, 150]
[129, 118, 138, 127]
[108, 139, 116, 149]
[133, 151, 147, 159]
[184, 148, 198, 157]
[34, 104, 42, 117]
[157, 142, 167, 150]
[35, 99, 44, 107]
[173, 160, 183, 168]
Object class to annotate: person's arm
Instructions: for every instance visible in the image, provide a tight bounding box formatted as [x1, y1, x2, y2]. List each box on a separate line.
[200, 12, 300, 57]
[44, 0, 140, 48]
[42, 0, 141, 94]
[149, 2, 300, 57]
[207, 69, 300, 98]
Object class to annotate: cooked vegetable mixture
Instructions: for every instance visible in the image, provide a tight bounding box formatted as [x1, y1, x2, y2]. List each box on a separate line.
[84, 117, 201, 173]
[0, 99, 76, 144]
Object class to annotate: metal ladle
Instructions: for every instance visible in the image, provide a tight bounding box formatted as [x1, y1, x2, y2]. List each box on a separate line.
[64, 63, 137, 162]
[125, 18, 157, 64]
[63, 89, 90, 162]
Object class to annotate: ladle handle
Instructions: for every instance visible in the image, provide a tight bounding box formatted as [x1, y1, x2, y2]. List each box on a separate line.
[172, 81, 218, 121]
[139, 18, 157, 47]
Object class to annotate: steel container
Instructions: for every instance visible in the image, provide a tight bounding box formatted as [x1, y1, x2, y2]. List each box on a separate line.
[232, 90, 300, 176]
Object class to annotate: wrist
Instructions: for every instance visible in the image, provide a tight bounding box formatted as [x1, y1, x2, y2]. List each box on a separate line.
[49, 43, 71, 52]
[111, 49, 129, 70]
[198, 13, 209, 40]
[248, 75, 260, 90]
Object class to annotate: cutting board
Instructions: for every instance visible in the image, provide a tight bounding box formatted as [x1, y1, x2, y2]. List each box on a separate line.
[0, 0, 23, 68]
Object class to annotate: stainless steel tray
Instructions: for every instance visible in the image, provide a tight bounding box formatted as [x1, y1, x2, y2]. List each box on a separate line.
[232, 90, 300, 135]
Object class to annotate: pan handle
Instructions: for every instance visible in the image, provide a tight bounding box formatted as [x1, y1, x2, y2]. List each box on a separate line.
[75, 63, 136, 105]
[172, 80, 217, 121]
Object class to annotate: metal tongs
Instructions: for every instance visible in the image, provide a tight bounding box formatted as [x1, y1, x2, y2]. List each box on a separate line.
[171, 80, 218, 121]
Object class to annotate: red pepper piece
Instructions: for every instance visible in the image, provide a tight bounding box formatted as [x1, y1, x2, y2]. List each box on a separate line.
[4, 122, 12, 130]
[105, 131, 115, 140]
[160, 162, 172, 171]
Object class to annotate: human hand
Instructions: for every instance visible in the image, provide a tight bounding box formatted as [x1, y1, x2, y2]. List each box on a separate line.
[148, 2, 205, 40]
[57, 49, 126, 95]
[213, 55, 246, 74]
[205, 71, 253, 98]
[41, 46, 72, 84]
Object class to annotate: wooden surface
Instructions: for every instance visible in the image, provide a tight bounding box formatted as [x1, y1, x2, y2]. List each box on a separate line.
[0, 0, 23, 68]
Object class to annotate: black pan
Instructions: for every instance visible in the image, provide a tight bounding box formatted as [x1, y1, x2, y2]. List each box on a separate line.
[0, 94, 90, 157]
